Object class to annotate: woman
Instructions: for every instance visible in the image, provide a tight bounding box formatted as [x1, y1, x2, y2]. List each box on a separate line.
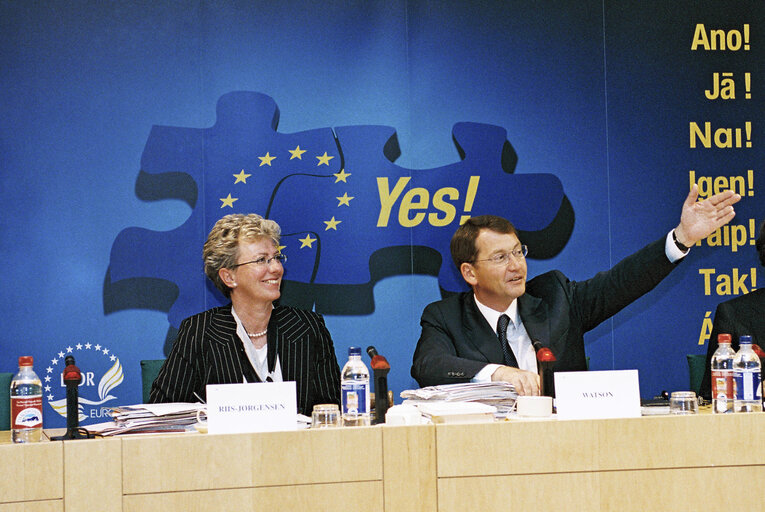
[149, 213, 341, 415]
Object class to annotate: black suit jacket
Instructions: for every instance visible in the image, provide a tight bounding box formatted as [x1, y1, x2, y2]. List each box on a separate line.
[411, 236, 678, 388]
[149, 303, 341, 415]
[700, 288, 765, 400]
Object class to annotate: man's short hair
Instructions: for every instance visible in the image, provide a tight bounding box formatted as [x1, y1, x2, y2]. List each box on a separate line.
[756, 218, 765, 267]
[450, 215, 519, 268]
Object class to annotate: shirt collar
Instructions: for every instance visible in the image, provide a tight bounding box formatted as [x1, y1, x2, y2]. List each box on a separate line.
[473, 295, 520, 334]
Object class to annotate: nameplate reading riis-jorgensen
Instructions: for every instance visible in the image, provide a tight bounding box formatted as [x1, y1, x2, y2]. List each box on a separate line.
[206, 381, 297, 434]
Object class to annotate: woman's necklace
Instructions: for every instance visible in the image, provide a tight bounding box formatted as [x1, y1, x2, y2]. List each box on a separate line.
[248, 328, 268, 338]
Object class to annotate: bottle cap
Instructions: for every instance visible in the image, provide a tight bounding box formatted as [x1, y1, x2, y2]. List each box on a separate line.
[718, 333, 732, 344]
[18, 356, 33, 366]
[740, 335, 752, 344]
[348, 346, 361, 356]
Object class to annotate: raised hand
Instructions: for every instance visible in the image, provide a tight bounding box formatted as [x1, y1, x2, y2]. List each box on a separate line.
[674, 184, 742, 246]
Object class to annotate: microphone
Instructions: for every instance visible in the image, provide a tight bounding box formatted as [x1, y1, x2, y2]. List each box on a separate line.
[366, 345, 391, 370]
[51, 355, 88, 440]
[366, 346, 391, 424]
[532, 341, 556, 397]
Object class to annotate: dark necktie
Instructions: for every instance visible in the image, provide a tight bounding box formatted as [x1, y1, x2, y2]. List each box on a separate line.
[497, 314, 519, 367]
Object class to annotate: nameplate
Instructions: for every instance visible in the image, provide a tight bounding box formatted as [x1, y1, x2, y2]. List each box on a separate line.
[554, 370, 641, 420]
[206, 381, 297, 434]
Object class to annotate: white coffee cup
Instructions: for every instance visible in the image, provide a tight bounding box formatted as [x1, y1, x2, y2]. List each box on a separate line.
[385, 404, 423, 425]
[516, 396, 553, 417]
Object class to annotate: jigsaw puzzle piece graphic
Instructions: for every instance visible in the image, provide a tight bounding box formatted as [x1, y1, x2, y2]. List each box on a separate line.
[109, 92, 340, 327]
[109, 91, 572, 323]
[268, 121, 566, 296]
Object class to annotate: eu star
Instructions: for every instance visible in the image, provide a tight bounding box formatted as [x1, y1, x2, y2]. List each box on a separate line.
[336, 192, 354, 207]
[324, 217, 341, 231]
[220, 193, 238, 208]
[299, 234, 316, 248]
[289, 146, 307, 160]
[233, 170, 252, 183]
[316, 152, 334, 166]
[333, 169, 351, 183]
[258, 152, 276, 166]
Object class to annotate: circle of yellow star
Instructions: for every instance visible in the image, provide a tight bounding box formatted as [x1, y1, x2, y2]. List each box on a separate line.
[233, 170, 251, 183]
[299, 234, 317, 248]
[258, 152, 276, 166]
[323, 217, 341, 231]
[316, 152, 334, 166]
[333, 169, 351, 183]
[220, 194, 238, 208]
[289, 146, 307, 160]
[336, 192, 354, 207]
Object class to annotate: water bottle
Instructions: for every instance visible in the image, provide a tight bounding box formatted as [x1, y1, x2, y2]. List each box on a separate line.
[341, 346, 370, 427]
[711, 333, 735, 413]
[733, 335, 762, 413]
[10, 356, 43, 443]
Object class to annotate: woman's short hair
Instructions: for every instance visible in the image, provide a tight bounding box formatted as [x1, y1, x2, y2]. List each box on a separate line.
[450, 215, 519, 268]
[203, 213, 281, 297]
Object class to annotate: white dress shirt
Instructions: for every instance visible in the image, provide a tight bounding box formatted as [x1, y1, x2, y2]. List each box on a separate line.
[231, 306, 283, 383]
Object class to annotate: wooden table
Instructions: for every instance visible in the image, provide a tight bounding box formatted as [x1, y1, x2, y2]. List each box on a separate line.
[1, 412, 763, 512]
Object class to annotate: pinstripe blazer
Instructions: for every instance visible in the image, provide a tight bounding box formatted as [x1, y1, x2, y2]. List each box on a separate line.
[149, 303, 341, 415]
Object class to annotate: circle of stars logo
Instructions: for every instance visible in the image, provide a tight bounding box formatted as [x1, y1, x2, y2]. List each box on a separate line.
[45, 342, 124, 424]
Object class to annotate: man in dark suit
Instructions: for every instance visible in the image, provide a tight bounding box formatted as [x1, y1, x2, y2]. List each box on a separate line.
[411, 185, 741, 395]
[700, 219, 765, 400]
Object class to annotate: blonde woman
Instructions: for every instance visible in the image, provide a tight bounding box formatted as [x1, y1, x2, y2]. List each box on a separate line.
[150, 214, 340, 415]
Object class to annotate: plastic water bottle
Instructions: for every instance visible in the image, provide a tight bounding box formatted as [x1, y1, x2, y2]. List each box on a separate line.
[341, 346, 370, 427]
[10, 356, 43, 443]
[711, 333, 735, 413]
[733, 335, 762, 413]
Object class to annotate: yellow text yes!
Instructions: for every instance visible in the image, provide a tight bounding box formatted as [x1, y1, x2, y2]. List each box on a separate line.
[376, 176, 480, 228]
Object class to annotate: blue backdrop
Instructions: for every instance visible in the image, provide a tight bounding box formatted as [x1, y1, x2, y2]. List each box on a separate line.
[1, 1, 761, 427]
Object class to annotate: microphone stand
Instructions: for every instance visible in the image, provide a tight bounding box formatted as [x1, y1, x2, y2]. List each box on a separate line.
[533, 341, 557, 398]
[51, 355, 88, 440]
[367, 346, 391, 424]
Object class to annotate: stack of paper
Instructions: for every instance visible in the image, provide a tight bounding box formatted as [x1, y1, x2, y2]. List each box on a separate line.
[400, 382, 518, 417]
[85, 403, 205, 436]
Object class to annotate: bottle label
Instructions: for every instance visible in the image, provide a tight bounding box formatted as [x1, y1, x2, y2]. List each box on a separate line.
[341, 382, 369, 415]
[734, 370, 761, 401]
[711, 369, 734, 400]
[11, 395, 43, 429]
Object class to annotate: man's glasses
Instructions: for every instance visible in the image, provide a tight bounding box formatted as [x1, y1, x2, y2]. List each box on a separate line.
[230, 253, 287, 269]
[472, 246, 528, 265]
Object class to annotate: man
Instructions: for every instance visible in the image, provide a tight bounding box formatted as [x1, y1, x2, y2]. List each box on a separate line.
[700, 218, 765, 400]
[411, 185, 741, 395]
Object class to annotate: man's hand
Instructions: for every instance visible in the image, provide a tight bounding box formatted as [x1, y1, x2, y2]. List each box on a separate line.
[491, 366, 540, 396]
[674, 184, 742, 247]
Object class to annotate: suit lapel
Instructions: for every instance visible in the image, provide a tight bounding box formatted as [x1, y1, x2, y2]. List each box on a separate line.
[460, 292, 507, 364]
[267, 309, 279, 376]
[207, 305, 240, 351]
[207, 304, 257, 383]
[518, 293, 550, 348]
[271, 306, 311, 382]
